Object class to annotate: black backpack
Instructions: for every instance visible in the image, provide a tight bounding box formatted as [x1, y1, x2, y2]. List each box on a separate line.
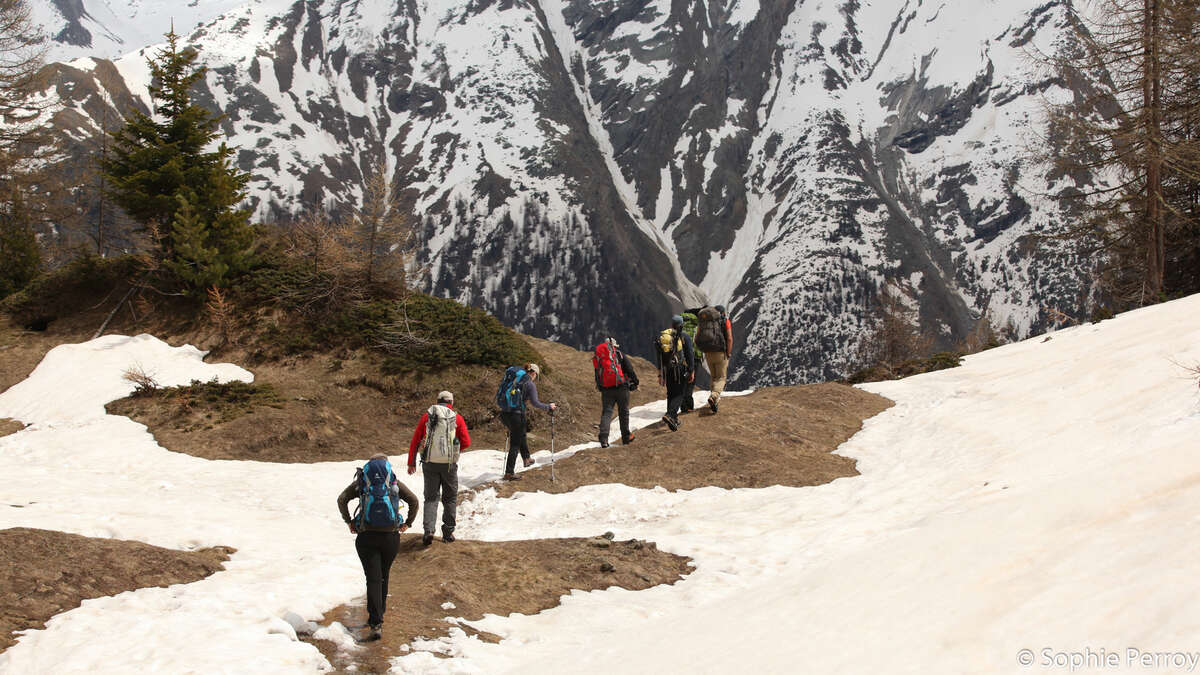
[695, 307, 727, 352]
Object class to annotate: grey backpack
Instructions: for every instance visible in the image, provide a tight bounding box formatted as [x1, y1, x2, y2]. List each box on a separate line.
[422, 404, 460, 464]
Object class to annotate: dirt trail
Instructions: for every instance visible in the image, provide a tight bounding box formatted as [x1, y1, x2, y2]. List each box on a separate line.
[477, 383, 893, 496]
[0, 528, 232, 653]
[303, 534, 692, 673]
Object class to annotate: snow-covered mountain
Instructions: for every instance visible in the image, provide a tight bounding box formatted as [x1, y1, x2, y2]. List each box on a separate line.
[32, 0, 1097, 385]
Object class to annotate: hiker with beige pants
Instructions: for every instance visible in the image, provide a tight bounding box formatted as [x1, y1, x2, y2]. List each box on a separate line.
[692, 305, 734, 413]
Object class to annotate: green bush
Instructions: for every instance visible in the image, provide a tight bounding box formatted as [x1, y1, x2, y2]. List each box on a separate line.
[1, 254, 144, 328]
[380, 294, 542, 373]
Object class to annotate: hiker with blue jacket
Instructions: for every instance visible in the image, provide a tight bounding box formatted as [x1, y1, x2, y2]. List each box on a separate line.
[496, 363, 556, 481]
[406, 391, 471, 546]
[337, 453, 419, 641]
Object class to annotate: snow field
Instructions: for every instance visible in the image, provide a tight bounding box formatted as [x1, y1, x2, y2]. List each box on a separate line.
[3, 292, 1200, 673]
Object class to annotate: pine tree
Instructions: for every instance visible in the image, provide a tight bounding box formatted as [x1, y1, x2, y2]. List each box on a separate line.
[163, 195, 226, 290]
[101, 29, 254, 289]
[0, 195, 40, 298]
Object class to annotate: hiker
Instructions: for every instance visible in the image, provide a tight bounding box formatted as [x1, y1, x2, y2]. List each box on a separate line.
[656, 315, 695, 431]
[677, 311, 699, 414]
[406, 391, 471, 546]
[495, 363, 557, 480]
[593, 337, 639, 448]
[691, 304, 734, 413]
[336, 453, 419, 641]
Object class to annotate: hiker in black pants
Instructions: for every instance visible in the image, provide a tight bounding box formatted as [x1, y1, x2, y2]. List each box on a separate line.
[336, 454, 419, 641]
[499, 363, 556, 480]
[594, 337, 639, 448]
[657, 315, 695, 431]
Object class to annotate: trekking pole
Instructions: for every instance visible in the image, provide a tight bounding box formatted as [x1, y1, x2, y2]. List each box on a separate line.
[550, 409, 556, 483]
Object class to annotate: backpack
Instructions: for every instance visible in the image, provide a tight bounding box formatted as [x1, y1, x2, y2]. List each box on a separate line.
[680, 312, 699, 339]
[593, 339, 628, 388]
[353, 458, 403, 532]
[657, 328, 685, 374]
[695, 307, 727, 353]
[422, 404, 460, 464]
[496, 366, 527, 413]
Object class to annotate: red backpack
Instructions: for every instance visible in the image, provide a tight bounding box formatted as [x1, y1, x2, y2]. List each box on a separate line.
[593, 339, 628, 388]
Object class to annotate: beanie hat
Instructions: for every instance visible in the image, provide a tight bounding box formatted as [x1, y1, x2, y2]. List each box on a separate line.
[671, 314, 684, 327]
[437, 390, 454, 405]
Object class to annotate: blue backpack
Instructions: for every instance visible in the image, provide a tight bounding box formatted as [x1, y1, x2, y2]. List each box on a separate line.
[495, 366, 527, 413]
[354, 458, 402, 532]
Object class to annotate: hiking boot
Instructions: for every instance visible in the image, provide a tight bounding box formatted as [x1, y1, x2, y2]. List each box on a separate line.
[502, 473, 521, 481]
[708, 397, 718, 413]
[363, 624, 382, 642]
[621, 433, 635, 445]
[599, 437, 610, 448]
[523, 457, 535, 468]
[443, 532, 456, 543]
[662, 415, 679, 432]
[422, 532, 434, 546]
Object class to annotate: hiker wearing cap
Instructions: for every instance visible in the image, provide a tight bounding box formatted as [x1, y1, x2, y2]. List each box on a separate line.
[337, 453, 419, 641]
[593, 337, 639, 448]
[406, 391, 471, 545]
[495, 363, 557, 480]
[690, 304, 734, 413]
[656, 315, 695, 431]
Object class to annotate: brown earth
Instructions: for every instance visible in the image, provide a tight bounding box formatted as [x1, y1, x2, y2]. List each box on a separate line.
[0, 418, 25, 438]
[476, 383, 894, 496]
[3, 308, 660, 462]
[0, 528, 233, 653]
[102, 334, 661, 463]
[303, 534, 692, 673]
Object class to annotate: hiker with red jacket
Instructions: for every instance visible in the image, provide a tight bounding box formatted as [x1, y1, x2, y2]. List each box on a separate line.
[690, 304, 734, 413]
[593, 337, 639, 448]
[406, 391, 471, 546]
[337, 454, 419, 641]
[496, 363, 557, 481]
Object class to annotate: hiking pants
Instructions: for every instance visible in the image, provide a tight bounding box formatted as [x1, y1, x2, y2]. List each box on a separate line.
[704, 351, 729, 402]
[500, 411, 529, 474]
[421, 461, 458, 535]
[598, 386, 631, 443]
[355, 530, 400, 627]
[665, 377, 688, 419]
[681, 379, 695, 412]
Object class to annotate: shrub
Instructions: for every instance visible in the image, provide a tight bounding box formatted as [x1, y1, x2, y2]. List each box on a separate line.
[2, 254, 144, 329]
[379, 294, 543, 373]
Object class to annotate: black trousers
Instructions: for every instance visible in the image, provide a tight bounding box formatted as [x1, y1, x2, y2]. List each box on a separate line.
[599, 386, 631, 443]
[681, 379, 695, 412]
[421, 461, 458, 534]
[665, 377, 688, 419]
[500, 411, 529, 474]
[355, 530, 400, 627]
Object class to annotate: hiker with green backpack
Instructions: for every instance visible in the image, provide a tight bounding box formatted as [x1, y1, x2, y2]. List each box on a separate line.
[406, 391, 471, 546]
[336, 453, 420, 641]
[690, 304, 734, 413]
[677, 311, 699, 414]
[495, 363, 557, 480]
[656, 315, 695, 431]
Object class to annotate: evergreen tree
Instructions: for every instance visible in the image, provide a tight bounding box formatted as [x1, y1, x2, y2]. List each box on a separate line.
[0, 195, 40, 298]
[163, 194, 226, 290]
[101, 29, 254, 289]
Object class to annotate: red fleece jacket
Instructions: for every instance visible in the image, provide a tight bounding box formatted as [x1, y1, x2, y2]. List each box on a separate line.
[407, 404, 471, 467]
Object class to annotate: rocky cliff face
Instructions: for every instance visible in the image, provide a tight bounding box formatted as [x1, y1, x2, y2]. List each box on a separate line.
[31, 0, 1096, 386]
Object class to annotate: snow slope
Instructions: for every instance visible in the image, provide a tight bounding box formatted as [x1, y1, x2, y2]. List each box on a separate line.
[3, 293, 1200, 672]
